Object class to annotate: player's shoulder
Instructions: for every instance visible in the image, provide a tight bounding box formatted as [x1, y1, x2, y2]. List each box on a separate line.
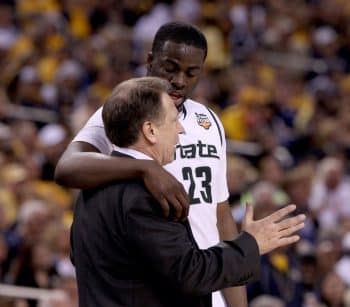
[186, 99, 224, 128]
[184, 99, 225, 146]
[185, 99, 221, 120]
[85, 106, 104, 127]
[184, 99, 209, 113]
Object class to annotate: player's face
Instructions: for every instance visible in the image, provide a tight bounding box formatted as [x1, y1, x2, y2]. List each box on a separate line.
[147, 41, 205, 109]
[157, 92, 184, 165]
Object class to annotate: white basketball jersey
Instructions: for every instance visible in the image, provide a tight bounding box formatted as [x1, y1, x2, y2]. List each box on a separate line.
[165, 99, 229, 249]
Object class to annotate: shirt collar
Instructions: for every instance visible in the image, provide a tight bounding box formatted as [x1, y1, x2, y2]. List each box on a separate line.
[116, 147, 153, 161]
[178, 99, 188, 119]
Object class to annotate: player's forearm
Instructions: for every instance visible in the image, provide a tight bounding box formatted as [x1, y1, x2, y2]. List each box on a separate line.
[222, 287, 247, 307]
[217, 201, 239, 239]
[55, 151, 149, 189]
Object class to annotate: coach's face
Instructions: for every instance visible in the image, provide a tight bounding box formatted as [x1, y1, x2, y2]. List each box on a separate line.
[147, 41, 205, 109]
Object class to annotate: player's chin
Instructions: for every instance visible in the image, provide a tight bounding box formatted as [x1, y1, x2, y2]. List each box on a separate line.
[170, 96, 185, 109]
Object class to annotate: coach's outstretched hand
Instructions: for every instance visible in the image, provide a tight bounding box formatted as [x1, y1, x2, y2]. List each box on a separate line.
[143, 161, 189, 220]
[242, 204, 305, 255]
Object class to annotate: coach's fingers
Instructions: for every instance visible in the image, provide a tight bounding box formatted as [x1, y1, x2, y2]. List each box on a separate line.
[276, 235, 301, 248]
[278, 222, 305, 238]
[277, 214, 306, 231]
[266, 204, 296, 223]
[245, 203, 254, 222]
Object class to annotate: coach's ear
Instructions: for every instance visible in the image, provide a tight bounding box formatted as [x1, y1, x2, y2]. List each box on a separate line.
[142, 120, 158, 144]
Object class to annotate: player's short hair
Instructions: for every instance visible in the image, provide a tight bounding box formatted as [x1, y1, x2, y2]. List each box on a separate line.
[152, 22, 207, 59]
[102, 77, 170, 147]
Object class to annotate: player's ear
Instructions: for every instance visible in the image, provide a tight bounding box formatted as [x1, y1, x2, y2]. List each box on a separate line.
[146, 52, 153, 71]
[142, 121, 158, 144]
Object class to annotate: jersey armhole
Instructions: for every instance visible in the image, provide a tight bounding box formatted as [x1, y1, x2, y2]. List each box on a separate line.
[207, 108, 223, 146]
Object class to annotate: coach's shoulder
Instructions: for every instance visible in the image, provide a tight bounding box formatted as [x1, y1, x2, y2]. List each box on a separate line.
[122, 181, 161, 214]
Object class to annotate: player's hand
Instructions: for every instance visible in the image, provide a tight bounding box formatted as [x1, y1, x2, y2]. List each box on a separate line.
[143, 161, 189, 220]
[242, 203, 306, 255]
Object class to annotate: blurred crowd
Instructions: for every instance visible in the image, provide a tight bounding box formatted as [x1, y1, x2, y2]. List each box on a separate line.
[1, 0, 350, 306]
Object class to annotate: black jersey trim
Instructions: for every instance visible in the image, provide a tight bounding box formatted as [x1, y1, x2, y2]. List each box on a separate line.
[207, 108, 223, 146]
[182, 104, 187, 119]
[177, 101, 187, 119]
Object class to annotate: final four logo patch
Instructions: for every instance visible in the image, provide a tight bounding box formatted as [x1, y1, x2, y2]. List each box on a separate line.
[195, 113, 212, 129]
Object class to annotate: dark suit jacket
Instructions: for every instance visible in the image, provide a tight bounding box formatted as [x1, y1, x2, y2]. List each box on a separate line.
[71, 152, 260, 307]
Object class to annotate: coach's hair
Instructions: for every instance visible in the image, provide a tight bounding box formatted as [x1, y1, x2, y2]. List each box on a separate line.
[152, 22, 207, 59]
[102, 77, 170, 147]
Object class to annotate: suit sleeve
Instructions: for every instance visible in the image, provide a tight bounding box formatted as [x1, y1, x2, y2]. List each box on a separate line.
[126, 193, 260, 296]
